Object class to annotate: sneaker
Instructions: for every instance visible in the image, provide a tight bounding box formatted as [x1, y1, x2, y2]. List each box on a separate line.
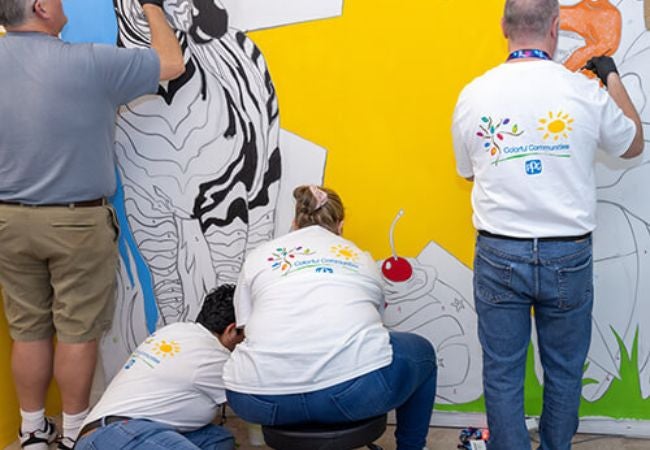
[57, 436, 76, 450]
[18, 417, 57, 449]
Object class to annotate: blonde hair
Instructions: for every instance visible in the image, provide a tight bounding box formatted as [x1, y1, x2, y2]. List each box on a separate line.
[293, 185, 344, 235]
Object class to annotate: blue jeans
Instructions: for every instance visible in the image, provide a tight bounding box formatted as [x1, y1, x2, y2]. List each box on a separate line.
[227, 331, 437, 450]
[74, 419, 234, 450]
[474, 234, 593, 450]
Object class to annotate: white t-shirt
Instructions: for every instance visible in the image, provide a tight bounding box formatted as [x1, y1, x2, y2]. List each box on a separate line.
[452, 60, 636, 238]
[83, 323, 230, 432]
[223, 225, 392, 395]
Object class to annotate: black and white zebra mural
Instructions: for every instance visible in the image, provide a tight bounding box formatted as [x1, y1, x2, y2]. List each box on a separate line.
[58, 0, 339, 376]
[113, 0, 281, 327]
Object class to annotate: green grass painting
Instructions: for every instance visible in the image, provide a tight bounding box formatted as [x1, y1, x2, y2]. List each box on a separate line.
[435, 328, 650, 420]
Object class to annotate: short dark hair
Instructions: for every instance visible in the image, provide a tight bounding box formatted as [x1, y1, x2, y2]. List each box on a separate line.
[195, 284, 236, 334]
[504, 0, 559, 42]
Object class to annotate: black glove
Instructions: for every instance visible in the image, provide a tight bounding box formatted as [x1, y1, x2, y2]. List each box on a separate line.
[584, 56, 618, 86]
[138, 0, 164, 8]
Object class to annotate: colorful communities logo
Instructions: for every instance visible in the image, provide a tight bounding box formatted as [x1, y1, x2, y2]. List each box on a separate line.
[538, 111, 574, 141]
[476, 116, 524, 164]
[268, 246, 316, 273]
[330, 244, 359, 262]
[151, 339, 181, 358]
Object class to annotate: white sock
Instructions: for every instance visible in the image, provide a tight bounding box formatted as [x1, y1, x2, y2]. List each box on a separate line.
[62, 408, 89, 441]
[20, 408, 46, 434]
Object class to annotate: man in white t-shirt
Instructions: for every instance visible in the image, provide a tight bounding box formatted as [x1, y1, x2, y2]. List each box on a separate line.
[451, 1, 644, 449]
[74, 285, 243, 450]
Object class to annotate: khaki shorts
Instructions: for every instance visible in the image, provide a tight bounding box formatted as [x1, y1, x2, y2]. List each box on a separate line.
[0, 204, 119, 343]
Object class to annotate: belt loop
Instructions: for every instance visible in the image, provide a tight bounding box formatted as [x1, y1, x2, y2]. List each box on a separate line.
[100, 416, 107, 427]
[68, 203, 75, 209]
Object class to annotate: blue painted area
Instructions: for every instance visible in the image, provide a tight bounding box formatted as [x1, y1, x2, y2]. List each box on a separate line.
[111, 171, 159, 333]
[61, 0, 117, 44]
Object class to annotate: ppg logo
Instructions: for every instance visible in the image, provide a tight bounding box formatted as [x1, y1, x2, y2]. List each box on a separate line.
[525, 159, 542, 175]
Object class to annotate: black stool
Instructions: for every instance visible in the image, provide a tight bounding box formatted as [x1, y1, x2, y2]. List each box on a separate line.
[262, 414, 387, 450]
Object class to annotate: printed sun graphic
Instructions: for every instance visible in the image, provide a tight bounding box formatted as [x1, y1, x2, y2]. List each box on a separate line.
[152, 340, 181, 357]
[330, 244, 359, 261]
[538, 111, 574, 141]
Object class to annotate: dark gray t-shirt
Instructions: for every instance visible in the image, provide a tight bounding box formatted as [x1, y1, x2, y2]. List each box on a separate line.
[0, 32, 160, 204]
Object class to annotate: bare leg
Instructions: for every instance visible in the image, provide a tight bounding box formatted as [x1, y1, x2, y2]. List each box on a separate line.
[54, 340, 97, 414]
[12, 339, 54, 412]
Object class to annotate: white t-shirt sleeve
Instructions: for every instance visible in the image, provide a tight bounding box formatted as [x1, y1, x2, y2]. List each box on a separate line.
[192, 356, 227, 405]
[597, 89, 637, 157]
[234, 266, 253, 328]
[452, 90, 475, 178]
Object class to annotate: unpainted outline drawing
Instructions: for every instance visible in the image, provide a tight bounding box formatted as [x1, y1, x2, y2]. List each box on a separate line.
[380, 211, 483, 405]
[544, 0, 650, 402]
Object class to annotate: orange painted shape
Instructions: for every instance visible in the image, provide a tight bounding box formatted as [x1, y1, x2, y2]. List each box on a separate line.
[560, 0, 622, 71]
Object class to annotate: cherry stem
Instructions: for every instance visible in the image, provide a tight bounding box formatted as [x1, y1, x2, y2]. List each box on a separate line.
[389, 209, 404, 260]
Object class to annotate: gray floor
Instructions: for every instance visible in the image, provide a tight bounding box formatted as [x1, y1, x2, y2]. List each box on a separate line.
[7, 414, 650, 449]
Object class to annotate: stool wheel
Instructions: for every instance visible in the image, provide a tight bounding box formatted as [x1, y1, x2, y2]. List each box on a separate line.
[262, 414, 387, 450]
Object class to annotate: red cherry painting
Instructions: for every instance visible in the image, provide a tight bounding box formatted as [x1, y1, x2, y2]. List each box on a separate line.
[381, 209, 413, 282]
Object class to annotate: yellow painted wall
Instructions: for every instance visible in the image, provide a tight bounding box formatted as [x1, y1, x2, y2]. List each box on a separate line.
[250, 0, 507, 265]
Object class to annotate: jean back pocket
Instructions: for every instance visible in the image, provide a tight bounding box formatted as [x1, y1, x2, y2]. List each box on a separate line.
[474, 251, 513, 304]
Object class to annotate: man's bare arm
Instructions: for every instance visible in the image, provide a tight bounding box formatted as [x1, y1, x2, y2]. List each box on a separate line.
[142, 3, 185, 81]
[607, 73, 644, 159]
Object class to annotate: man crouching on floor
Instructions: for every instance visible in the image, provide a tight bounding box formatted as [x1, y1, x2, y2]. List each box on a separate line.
[75, 285, 243, 450]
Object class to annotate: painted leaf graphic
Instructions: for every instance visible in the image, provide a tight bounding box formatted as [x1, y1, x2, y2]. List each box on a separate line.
[481, 117, 489, 123]
[503, 118, 510, 125]
[512, 125, 518, 133]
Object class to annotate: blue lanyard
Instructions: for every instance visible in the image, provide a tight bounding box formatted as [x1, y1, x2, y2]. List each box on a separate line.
[507, 49, 551, 61]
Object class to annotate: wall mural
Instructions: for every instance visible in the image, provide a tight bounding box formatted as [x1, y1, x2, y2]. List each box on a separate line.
[62, 0, 650, 417]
